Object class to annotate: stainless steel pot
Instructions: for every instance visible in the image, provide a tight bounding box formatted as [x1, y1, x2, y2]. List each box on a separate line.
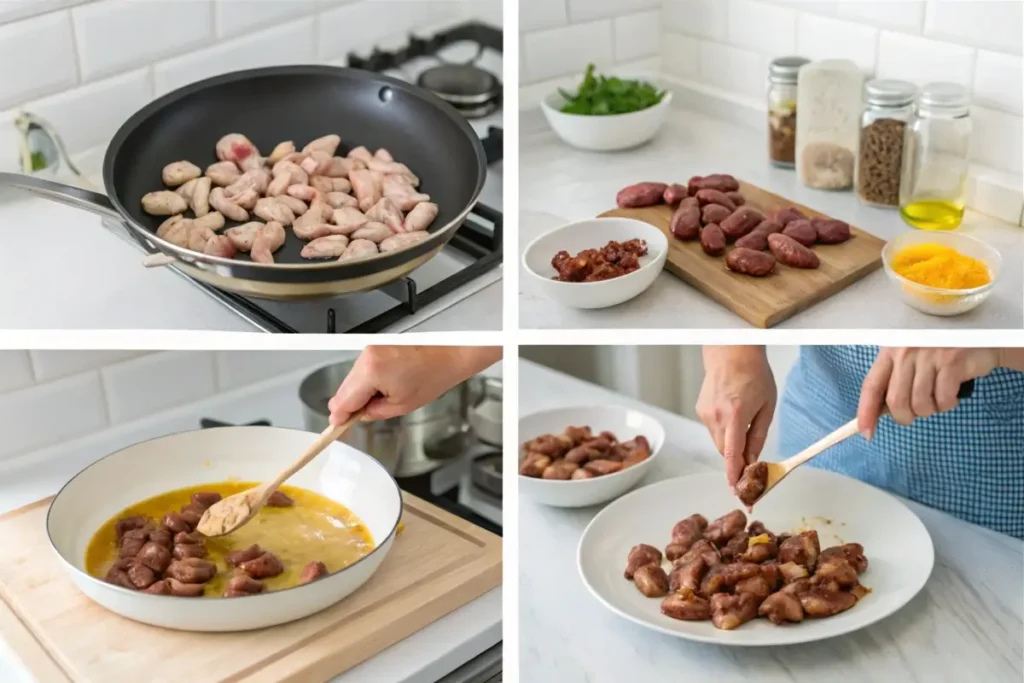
[468, 376, 502, 446]
[299, 361, 480, 477]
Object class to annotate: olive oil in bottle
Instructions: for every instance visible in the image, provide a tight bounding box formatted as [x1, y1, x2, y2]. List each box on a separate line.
[900, 199, 964, 231]
[898, 83, 972, 231]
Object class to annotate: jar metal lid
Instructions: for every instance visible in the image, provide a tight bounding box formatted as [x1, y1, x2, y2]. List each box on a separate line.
[768, 56, 810, 84]
[918, 82, 970, 114]
[863, 79, 917, 107]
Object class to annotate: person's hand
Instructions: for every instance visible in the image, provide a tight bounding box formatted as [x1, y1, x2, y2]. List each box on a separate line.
[328, 346, 500, 425]
[857, 347, 1000, 438]
[696, 346, 777, 487]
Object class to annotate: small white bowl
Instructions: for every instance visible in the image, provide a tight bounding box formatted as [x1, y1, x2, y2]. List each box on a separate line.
[882, 230, 1001, 316]
[541, 89, 673, 152]
[518, 405, 665, 508]
[522, 217, 668, 309]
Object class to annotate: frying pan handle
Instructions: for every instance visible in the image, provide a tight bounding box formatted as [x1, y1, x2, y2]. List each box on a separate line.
[0, 172, 122, 222]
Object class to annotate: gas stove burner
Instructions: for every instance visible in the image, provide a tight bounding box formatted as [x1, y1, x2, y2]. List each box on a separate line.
[418, 64, 501, 119]
[200, 418, 271, 429]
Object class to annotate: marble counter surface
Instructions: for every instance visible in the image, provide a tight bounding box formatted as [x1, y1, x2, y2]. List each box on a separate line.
[519, 106, 1023, 330]
[518, 360, 1024, 683]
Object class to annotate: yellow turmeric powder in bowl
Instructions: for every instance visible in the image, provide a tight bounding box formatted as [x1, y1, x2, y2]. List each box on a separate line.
[890, 243, 991, 290]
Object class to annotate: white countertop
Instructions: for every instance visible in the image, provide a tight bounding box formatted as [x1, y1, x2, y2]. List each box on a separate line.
[518, 360, 1024, 683]
[0, 191, 501, 333]
[519, 106, 1024, 329]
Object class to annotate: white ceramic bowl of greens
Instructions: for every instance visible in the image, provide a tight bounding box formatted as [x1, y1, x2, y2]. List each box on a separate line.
[541, 66, 672, 152]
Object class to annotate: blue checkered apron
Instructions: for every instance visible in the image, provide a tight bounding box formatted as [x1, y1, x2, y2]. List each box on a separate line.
[778, 346, 1024, 539]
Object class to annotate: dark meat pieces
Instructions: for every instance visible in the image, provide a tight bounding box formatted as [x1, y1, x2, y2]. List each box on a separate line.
[300, 560, 329, 585]
[709, 592, 759, 630]
[819, 543, 868, 574]
[162, 512, 192, 534]
[628, 512, 867, 629]
[735, 461, 768, 507]
[799, 586, 857, 618]
[703, 509, 747, 546]
[239, 551, 285, 579]
[115, 516, 149, 539]
[551, 239, 649, 283]
[813, 555, 859, 588]
[166, 558, 216, 584]
[191, 492, 222, 508]
[166, 578, 205, 597]
[224, 572, 265, 597]
[669, 514, 708, 554]
[633, 564, 670, 598]
[226, 544, 264, 567]
[136, 541, 172, 573]
[127, 562, 157, 589]
[524, 427, 649, 480]
[266, 490, 294, 507]
[625, 543, 662, 580]
[675, 539, 720, 568]
[739, 535, 778, 563]
[668, 556, 707, 593]
[759, 591, 805, 624]
[778, 530, 820, 571]
[661, 588, 712, 621]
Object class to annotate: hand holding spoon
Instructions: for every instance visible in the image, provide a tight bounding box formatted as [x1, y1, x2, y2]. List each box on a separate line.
[197, 411, 363, 537]
[735, 380, 975, 508]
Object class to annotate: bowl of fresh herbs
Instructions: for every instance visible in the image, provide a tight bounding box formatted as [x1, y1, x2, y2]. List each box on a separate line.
[541, 64, 672, 152]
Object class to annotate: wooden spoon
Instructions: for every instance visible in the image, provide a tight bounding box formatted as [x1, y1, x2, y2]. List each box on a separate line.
[741, 379, 975, 507]
[197, 412, 363, 537]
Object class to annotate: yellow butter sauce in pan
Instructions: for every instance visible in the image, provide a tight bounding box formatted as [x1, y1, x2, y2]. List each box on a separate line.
[86, 482, 374, 597]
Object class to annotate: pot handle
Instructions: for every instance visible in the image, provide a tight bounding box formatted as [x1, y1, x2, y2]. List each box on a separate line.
[0, 172, 123, 222]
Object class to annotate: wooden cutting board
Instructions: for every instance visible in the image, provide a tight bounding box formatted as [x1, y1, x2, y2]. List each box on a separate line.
[0, 492, 501, 683]
[600, 180, 886, 327]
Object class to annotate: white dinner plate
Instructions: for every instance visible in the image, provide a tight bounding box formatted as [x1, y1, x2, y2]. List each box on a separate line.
[577, 468, 934, 646]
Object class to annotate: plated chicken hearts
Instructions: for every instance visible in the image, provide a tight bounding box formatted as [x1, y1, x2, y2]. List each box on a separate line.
[143, 133, 438, 264]
[625, 509, 870, 630]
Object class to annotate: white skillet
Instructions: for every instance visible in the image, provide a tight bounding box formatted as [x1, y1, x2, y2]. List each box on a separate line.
[47, 426, 403, 632]
[578, 469, 934, 646]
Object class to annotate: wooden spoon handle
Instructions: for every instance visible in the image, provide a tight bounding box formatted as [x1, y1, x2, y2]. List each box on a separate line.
[782, 380, 973, 474]
[781, 417, 860, 473]
[259, 410, 364, 502]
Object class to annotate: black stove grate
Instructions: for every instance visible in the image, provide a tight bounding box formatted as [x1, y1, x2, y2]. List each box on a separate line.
[197, 200, 502, 333]
[347, 21, 502, 75]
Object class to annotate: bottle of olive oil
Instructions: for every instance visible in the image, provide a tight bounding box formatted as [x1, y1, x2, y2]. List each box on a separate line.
[898, 83, 972, 231]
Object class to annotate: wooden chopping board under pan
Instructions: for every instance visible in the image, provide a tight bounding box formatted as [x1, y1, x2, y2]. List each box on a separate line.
[0, 493, 501, 683]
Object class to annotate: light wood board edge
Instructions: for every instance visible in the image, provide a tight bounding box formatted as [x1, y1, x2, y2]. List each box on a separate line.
[0, 493, 502, 683]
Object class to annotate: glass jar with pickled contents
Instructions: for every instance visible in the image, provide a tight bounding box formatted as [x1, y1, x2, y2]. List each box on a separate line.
[767, 56, 809, 168]
[856, 79, 916, 208]
[899, 82, 972, 230]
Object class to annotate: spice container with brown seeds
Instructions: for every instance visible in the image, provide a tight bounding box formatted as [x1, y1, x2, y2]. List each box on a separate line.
[856, 79, 916, 208]
[767, 56, 809, 168]
[796, 59, 862, 191]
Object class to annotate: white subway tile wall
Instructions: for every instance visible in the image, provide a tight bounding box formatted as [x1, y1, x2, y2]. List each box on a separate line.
[658, 0, 1023, 174]
[0, 0, 499, 167]
[0, 350, 353, 467]
[520, 0, 663, 83]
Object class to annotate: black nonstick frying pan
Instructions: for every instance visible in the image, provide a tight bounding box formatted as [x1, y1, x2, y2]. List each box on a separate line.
[0, 65, 487, 300]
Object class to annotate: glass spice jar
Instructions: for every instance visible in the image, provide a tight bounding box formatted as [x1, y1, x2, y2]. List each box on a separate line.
[899, 82, 973, 231]
[856, 79, 917, 208]
[796, 59, 863, 191]
[767, 56, 809, 168]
